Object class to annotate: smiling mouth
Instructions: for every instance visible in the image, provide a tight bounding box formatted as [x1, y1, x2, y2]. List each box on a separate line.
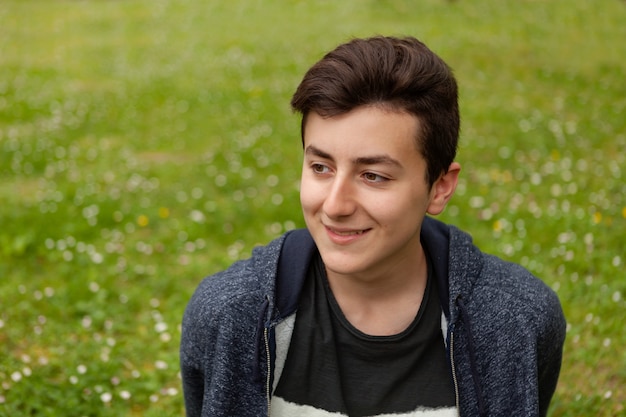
[326, 227, 370, 236]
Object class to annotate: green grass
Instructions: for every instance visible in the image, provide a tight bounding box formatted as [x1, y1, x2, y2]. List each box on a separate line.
[1, 0, 625, 415]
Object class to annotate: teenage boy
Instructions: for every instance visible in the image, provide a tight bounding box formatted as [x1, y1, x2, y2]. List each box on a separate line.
[181, 36, 566, 417]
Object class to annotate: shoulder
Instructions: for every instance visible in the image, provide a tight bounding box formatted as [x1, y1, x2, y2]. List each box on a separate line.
[480, 254, 562, 316]
[445, 224, 564, 331]
[182, 234, 287, 330]
[182, 229, 316, 328]
[463, 248, 565, 344]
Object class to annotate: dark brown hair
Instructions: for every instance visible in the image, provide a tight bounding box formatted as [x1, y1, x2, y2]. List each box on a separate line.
[291, 36, 459, 187]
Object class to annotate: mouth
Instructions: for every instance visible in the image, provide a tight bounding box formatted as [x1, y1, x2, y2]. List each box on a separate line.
[325, 226, 371, 236]
[331, 229, 367, 236]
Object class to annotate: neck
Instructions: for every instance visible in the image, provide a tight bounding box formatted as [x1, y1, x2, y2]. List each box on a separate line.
[325, 248, 429, 336]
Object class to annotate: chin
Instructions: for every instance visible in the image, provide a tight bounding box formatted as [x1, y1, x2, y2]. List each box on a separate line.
[318, 252, 369, 276]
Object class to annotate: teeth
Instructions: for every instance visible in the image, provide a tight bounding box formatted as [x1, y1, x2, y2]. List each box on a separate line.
[334, 230, 363, 236]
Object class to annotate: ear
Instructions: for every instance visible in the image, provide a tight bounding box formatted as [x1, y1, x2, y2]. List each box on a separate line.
[427, 162, 461, 215]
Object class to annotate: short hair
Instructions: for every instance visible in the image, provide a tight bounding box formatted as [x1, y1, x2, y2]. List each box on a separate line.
[291, 36, 459, 187]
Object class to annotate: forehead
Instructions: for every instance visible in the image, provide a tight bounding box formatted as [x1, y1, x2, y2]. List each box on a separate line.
[303, 106, 422, 156]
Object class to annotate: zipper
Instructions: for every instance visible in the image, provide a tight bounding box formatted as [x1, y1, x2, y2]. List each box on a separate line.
[450, 330, 460, 416]
[264, 327, 272, 416]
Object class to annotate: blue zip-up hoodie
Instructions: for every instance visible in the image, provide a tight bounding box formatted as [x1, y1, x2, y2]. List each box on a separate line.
[180, 217, 566, 416]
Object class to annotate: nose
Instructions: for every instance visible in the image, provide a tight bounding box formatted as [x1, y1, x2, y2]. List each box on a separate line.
[323, 175, 357, 219]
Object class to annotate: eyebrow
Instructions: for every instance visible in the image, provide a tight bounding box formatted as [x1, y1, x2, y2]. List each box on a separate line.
[305, 145, 402, 168]
[305, 145, 333, 161]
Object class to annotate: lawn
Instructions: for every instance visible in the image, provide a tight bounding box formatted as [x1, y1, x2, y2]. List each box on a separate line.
[1, 0, 625, 415]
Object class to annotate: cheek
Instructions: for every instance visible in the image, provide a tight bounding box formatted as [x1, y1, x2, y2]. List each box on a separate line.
[299, 176, 317, 213]
[374, 190, 428, 223]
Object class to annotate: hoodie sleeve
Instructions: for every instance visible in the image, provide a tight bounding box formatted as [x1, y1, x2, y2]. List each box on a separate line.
[180, 275, 215, 417]
[180, 284, 210, 417]
[535, 282, 567, 416]
[179, 235, 288, 417]
[449, 242, 567, 416]
[180, 263, 267, 417]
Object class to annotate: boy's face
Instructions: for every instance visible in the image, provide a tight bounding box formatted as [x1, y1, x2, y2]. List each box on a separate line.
[300, 106, 456, 281]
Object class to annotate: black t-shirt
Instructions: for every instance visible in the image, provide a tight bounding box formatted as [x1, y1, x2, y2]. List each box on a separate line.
[273, 252, 456, 416]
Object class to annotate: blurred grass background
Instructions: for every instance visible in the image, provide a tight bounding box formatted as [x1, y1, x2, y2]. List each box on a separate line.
[1, 0, 625, 415]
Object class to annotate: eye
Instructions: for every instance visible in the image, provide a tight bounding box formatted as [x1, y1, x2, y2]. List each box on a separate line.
[311, 163, 330, 174]
[362, 172, 389, 183]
